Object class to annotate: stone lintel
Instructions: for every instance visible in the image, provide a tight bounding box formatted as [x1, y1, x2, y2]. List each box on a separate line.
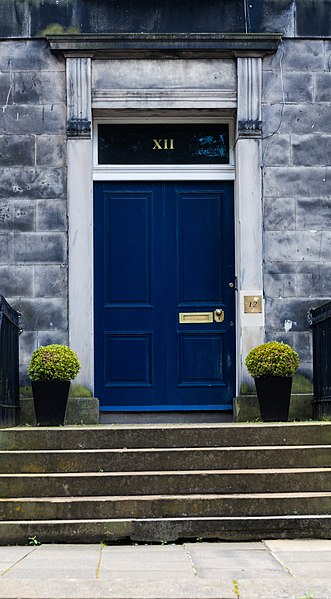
[47, 33, 282, 59]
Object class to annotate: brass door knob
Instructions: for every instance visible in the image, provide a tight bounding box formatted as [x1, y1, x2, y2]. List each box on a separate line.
[214, 308, 224, 323]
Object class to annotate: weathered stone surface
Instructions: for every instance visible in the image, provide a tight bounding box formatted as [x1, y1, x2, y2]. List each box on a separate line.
[296, 0, 331, 37]
[265, 262, 331, 297]
[264, 273, 297, 298]
[36, 200, 66, 231]
[0, 135, 34, 166]
[314, 73, 331, 102]
[36, 135, 66, 166]
[9, 298, 67, 331]
[0, 40, 65, 72]
[265, 233, 320, 265]
[1, 105, 66, 135]
[249, 0, 295, 36]
[262, 72, 313, 104]
[264, 271, 327, 300]
[0, 265, 33, 297]
[34, 265, 67, 297]
[13, 71, 65, 105]
[292, 135, 331, 167]
[19, 331, 37, 365]
[296, 198, 331, 229]
[0, 72, 11, 104]
[262, 136, 291, 167]
[263, 197, 295, 230]
[265, 231, 331, 263]
[263, 103, 331, 137]
[1, 0, 327, 40]
[324, 40, 331, 70]
[0, 200, 35, 232]
[38, 331, 68, 346]
[93, 59, 236, 91]
[0, 233, 13, 263]
[264, 297, 321, 331]
[13, 233, 66, 263]
[0, 168, 66, 199]
[263, 40, 325, 72]
[263, 167, 330, 198]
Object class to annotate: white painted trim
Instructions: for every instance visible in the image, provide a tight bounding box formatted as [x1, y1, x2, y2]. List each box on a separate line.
[235, 57, 264, 395]
[92, 114, 235, 181]
[66, 58, 265, 402]
[68, 139, 94, 389]
[93, 165, 235, 181]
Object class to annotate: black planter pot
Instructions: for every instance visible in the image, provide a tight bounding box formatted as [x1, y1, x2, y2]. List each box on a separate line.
[255, 376, 292, 422]
[32, 380, 70, 426]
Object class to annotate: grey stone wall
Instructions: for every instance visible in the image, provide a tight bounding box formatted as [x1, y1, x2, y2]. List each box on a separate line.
[262, 39, 331, 376]
[0, 40, 67, 384]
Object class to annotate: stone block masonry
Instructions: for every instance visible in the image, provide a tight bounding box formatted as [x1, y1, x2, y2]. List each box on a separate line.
[262, 38, 331, 377]
[0, 40, 68, 384]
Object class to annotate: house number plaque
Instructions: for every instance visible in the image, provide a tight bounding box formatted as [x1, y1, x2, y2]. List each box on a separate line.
[244, 295, 263, 314]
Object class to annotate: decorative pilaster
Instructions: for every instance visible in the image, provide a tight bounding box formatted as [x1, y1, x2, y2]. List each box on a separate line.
[235, 56, 264, 391]
[237, 57, 262, 137]
[66, 55, 94, 387]
[66, 56, 92, 138]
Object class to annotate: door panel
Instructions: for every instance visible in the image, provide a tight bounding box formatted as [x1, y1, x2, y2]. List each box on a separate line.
[94, 181, 235, 411]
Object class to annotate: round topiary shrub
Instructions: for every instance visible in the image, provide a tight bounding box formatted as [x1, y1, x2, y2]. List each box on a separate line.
[28, 344, 81, 381]
[245, 341, 299, 379]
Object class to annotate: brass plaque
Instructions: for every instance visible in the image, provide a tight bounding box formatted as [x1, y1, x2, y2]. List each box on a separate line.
[244, 295, 263, 314]
[179, 312, 214, 324]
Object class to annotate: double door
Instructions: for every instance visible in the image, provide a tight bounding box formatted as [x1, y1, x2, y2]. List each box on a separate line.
[94, 181, 235, 410]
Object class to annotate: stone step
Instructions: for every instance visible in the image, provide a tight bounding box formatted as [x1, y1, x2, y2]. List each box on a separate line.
[1, 492, 330, 521]
[1, 515, 331, 544]
[1, 468, 331, 498]
[1, 445, 331, 473]
[1, 422, 330, 450]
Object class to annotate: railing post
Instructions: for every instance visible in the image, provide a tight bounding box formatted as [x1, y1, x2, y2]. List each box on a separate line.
[309, 301, 331, 420]
[0, 295, 21, 427]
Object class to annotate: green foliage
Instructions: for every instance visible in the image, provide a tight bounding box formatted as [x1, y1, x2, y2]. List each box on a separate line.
[245, 341, 299, 379]
[69, 383, 92, 398]
[28, 344, 80, 381]
[40, 23, 81, 36]
[292, 373, 313, 394]
[20, 385, 33, 398]
[28, 535, 41, 546]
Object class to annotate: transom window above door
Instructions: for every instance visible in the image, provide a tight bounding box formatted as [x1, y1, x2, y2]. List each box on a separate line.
[98, 123, 230, 165]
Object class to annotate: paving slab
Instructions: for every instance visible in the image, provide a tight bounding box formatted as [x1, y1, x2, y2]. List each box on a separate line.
[265, 538, 331, 552]
[272, 550, 331, 562]
[0, 547, 34, 561]
[0, 579, 237, 599]
[0, 541, 330, 598]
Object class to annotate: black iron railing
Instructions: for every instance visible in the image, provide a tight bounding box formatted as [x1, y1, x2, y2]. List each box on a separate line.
[309, 301, 331, 419]
[0, 295, 21, 427]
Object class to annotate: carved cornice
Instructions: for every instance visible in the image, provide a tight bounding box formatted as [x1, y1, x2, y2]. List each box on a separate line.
[47, 33, 281, 59]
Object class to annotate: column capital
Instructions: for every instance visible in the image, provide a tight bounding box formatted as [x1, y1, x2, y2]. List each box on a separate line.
[237, 56, 262, 139]
[66, 56, 92, 139]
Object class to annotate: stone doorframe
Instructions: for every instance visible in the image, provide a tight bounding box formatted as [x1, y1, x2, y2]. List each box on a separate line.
[48, 33, 281, 396]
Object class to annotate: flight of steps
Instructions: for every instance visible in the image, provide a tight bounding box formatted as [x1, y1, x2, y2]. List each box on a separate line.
[0, 422, 330, 544]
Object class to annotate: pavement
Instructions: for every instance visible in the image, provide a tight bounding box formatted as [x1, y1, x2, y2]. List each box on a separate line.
[0, 539, 330, 599]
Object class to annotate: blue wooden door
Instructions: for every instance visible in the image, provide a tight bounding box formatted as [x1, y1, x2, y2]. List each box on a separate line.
[94, 181, 235, 411]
